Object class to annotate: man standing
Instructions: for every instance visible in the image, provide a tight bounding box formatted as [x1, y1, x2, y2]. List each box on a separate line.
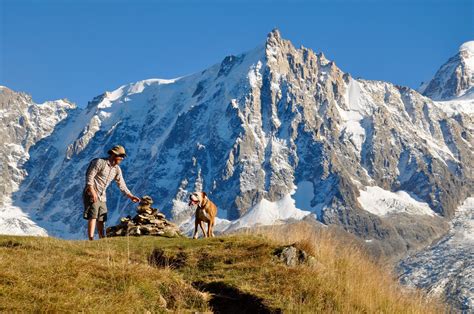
[83, 145, 140, 240]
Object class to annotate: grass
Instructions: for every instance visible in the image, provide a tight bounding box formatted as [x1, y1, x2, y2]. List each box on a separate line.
[0, 223, 444, 313]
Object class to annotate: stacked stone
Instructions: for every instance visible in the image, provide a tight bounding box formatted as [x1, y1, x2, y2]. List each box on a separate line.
[106, 196, 182, 238]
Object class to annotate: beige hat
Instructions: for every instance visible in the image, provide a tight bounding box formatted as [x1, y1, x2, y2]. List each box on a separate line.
[108, 145, 127, 157]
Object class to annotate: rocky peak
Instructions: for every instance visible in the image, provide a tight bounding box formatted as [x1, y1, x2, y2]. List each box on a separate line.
[267, 28, 282, 42]
[421, 40, 474, 100]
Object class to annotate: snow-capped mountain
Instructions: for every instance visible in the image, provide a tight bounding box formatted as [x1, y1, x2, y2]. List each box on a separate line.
[0, 86, 75, 235]
[2, 31, 472, 257]
[398, 42, 474, 311]
[420, 41, 474, 100]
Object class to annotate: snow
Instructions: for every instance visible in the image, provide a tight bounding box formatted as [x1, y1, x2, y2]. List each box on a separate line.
[358, 186, 436, 217]
[225, 194, 312, 231]
[339, 78, 367, 151]
[179, 215, 232, 236]
[248, 61, 263, 88]
[451, 197, 474, 243]
[434, 98, 474, 116]
[459, 41, 474, 70]
[0, 201, 48, 236]
[398, 197, 474, 310]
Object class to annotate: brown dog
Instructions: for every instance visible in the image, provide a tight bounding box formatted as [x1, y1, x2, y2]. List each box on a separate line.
[188, 192, 217, 239]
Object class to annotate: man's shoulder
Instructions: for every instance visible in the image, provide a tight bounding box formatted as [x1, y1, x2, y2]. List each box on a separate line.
[88, 157, 108, 168]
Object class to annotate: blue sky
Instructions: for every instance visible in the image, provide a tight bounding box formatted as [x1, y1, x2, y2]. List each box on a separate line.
[1, 0, 472, 107]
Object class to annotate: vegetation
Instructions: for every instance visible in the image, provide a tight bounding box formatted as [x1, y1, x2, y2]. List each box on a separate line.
[0, 222, 443, 313]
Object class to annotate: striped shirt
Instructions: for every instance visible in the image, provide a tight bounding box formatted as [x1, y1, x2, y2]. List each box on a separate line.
[85, 158, 131, 202]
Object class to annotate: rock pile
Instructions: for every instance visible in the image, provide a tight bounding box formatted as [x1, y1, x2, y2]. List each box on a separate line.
[106, 196, 182, 238]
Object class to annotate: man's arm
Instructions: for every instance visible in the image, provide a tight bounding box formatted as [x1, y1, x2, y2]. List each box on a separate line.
[115, 167, 140, 203]
[85, 159, 100, 203]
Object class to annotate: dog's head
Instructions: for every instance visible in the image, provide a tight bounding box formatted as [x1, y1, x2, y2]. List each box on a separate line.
[189, 192, 207, 207]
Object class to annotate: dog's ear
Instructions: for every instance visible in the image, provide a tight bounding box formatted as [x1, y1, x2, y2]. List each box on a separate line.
[202, 192, 207, 199]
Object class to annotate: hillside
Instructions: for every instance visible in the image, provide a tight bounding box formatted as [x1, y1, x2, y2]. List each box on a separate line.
[0, 226, 442, 313]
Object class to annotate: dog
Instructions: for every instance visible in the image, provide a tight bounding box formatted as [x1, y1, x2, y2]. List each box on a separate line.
[188, 192, 218, 239]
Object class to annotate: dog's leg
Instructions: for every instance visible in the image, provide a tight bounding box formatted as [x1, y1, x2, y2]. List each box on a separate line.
[199, 221, 206, 238]
[210, 220, 215, 237]
[193, 220, 199, 239]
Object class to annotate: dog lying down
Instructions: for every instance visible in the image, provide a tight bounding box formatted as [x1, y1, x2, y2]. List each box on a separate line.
[188, 192, 218, 239]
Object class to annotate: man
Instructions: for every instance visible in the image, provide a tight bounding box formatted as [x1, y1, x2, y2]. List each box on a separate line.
[83, 145, 140, 240]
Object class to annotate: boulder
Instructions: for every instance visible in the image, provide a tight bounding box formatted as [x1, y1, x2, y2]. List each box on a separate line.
[274, 245, 314, 267]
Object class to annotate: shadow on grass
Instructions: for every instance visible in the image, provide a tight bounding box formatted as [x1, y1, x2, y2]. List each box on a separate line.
[193, 281, 281, 314]
[148, 248, 188, 269]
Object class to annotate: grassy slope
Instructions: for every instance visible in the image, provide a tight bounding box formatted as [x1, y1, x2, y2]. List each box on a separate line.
[0, 224, 443, 313]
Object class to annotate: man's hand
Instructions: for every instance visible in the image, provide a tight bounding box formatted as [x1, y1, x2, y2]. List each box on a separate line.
[129, 195, 140, 203]
[88, 186, 98, 203]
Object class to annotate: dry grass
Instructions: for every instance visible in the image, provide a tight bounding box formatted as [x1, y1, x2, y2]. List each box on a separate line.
[0, 226, 444, 313]
[238, 222, 445, 313]
[0, 236, 208, 312]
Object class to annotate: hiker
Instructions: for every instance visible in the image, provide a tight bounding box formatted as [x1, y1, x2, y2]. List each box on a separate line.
[83, 145, 140, 240]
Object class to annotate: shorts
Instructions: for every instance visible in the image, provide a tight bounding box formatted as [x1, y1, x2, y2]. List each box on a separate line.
[83, 189, 108, 221]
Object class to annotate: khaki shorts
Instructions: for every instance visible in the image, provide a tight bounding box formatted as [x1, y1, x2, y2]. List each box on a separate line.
[83, 189, 108, 221]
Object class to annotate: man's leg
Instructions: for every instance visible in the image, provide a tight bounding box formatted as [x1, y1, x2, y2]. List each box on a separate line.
[88, 218, 97, 240]
[97, 220, 105, 239]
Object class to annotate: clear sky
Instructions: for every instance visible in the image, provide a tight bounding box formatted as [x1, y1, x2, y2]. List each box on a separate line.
[1, 0, 472, 107]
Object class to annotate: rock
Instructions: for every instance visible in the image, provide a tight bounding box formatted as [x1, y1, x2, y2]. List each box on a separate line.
[274, 245, 313, 267]
[106, 211, 182, 238]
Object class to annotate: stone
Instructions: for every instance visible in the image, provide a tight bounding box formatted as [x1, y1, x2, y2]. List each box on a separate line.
[106, 210, 182, 238]
[274, 245, 313, 267]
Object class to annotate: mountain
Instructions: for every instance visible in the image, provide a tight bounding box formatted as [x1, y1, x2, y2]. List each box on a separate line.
[397, 41, 474, 311]
[398, 197, 473, 311]
[420, 41, 474, 100]
[3, 31, 472, 259]
[0, 86, 75, 235]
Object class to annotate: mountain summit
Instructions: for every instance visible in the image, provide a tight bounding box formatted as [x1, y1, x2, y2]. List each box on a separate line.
[420, 41, 474, 100]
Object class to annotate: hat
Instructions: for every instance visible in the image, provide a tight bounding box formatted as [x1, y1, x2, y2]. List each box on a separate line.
[108, 145, 127, 157]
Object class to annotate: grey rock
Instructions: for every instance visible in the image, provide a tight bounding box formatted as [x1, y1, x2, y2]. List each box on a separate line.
[274, 245, 312, 267]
